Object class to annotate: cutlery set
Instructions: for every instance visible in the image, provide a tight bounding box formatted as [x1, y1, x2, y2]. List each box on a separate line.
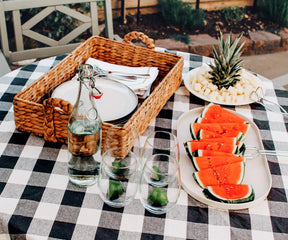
[93, 65, 150, 81]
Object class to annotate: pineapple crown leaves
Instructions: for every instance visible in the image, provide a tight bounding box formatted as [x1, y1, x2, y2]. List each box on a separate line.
[208, 32, 245, 90]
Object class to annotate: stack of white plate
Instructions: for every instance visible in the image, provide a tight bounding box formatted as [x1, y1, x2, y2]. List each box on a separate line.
[52, 78, 138, 124]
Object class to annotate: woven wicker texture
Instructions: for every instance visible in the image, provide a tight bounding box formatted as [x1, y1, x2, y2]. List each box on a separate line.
[13, 32, 184, 149]
[122, 31, 155, 49]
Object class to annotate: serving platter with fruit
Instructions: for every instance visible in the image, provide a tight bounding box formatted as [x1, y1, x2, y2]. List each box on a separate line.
[184, 32, 263, 106]
[177, 103, 272, 210]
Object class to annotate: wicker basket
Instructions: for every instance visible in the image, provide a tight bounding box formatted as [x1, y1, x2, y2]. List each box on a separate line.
[13, 31, 184, 149]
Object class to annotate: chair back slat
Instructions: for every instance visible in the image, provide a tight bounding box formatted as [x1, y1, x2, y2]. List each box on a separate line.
[0, 0, 114, 63]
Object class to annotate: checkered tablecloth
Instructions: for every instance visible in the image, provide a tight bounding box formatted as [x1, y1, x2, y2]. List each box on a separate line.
[0, 50, 287, 240]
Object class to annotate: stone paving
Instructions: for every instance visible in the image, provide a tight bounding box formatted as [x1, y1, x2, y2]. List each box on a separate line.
[155, 30, 288, 57]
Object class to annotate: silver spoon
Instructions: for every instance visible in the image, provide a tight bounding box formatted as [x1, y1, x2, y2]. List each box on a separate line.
[249, 87, 288, 118]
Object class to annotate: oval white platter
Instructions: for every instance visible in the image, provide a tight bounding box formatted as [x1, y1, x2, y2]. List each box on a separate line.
[184, 67, 264, 106]
[177, 107, 272, 210]
[52, 78, 138, 124]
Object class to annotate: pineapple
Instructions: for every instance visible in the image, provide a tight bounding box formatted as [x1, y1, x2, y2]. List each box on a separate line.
[209, 32, 245, 90]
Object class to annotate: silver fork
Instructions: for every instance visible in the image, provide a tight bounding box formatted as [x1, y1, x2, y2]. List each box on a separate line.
[243, 146, 288, 159]
[93, 65, 150, 81]
[249, 87, 288, 118]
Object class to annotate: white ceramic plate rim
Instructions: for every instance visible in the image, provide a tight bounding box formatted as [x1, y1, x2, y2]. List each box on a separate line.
[184, 67, 264, 106]
[177, 107, 272, 210]
[52, 78, 138, 123]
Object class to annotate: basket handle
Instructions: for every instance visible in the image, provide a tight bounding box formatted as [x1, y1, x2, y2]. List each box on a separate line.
[122, 31, 155, 49]
[43, 98, 73, 143]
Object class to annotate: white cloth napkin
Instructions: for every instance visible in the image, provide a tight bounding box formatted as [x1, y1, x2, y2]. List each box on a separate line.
[85, 58, 159, 98]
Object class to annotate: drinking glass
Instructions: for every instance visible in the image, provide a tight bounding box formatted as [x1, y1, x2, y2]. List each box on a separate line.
[104, 125, 141, 164]
[98, 147, 139, 207]
[139, 153, 181, 214]
[142, 131, 179, 168]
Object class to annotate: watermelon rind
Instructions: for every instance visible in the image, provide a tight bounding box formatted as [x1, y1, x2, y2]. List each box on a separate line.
[229, 141, 238, 154]
[184, 142, 194, 161]
[192, 172, 205, 188]
[194, 117, 201, 123]
[196, 129, 202, 140]
[203, 185, 255, 204]
[191, 159, 200, 171]
[238, 162, 245, 184]
[236, 142, 246, 155]
[190, 123, 198, 140]
[192, 149, 202, 157]
[237, 122, 250, 141]
[241, 122, 250, 140]
[235, 132, 244, 142]
[201, 102, 212, 117]
[190, 155, 200, 171]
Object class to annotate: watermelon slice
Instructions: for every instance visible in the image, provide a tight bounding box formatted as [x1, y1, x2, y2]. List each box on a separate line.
[197, 129, 244, 141]
[198, 137, 244, 149]
[184, 137, 244, 159]
[190, 122, 250, 141]
[191, 155, 245, 171]
[192, 162, 245, 188]
[203, 184, 255, 203]
[184, 140, 237, 156]
[195, 103, 247, 124]
[192, 150, 238, 157]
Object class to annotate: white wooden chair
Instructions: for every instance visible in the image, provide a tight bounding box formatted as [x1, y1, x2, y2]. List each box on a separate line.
[0, 49, 10, 77]
[0, 0, 114, 64]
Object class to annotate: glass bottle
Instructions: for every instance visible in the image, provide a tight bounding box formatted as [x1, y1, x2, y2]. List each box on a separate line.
[67, 64, 102, 187]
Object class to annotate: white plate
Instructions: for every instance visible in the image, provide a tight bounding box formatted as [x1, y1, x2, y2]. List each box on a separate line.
[177, 107, 272, 210]
[184, 67, 263, 106]
[52, 78, 138, 124]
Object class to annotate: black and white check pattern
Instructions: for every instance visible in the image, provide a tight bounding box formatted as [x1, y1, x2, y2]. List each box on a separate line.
[0, 50, 287, 240]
